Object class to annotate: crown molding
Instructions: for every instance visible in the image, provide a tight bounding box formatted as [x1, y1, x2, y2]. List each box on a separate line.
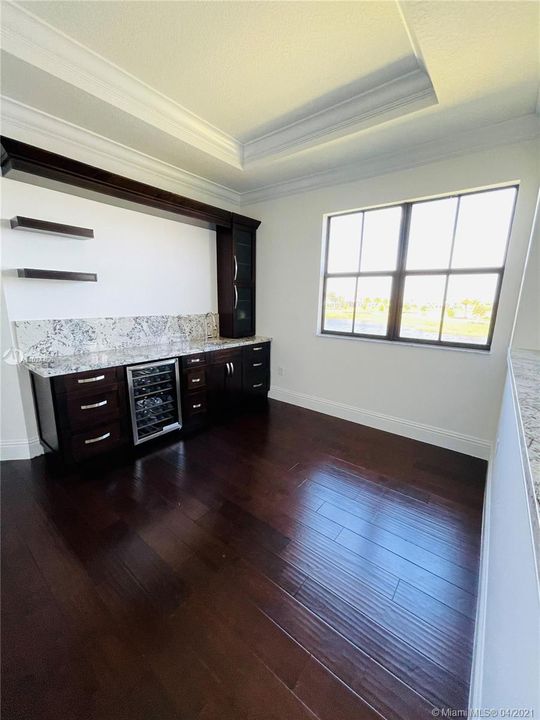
[0, 1, 243, 169]
[0, 97, 242, 209]
[2, 96, 538, 214]
[243, 66, 437, 165]
[240, 113, 540, 205]
[1, 1, 440, 170]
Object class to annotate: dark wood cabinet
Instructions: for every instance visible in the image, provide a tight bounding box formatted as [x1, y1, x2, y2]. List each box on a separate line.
[207, 348, 243, 415]
[217, 214, 261, 338]
[31, 366, 129, 464]
[242, 342, 271, 399]
[31, 342, 270, 463]
[180, 353, 209, 431]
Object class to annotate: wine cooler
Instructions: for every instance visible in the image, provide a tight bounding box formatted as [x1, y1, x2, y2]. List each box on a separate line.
[126, 359, 182, 445]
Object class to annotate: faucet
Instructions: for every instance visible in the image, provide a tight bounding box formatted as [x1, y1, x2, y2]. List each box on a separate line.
[205, 312, 218, 339]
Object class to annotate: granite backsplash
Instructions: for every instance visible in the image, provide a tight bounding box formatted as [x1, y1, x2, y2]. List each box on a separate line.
[14, 313, 220, 361]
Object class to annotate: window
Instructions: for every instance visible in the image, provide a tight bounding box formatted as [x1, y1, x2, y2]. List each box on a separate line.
[321, 186, 517, 350]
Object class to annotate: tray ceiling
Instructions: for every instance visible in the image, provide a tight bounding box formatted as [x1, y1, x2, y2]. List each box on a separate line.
[1, 0, 539, 203]
[16, 0, 416, 140]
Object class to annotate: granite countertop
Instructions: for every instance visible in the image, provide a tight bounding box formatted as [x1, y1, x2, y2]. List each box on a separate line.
[23, 336, 271, 377]
[510, 349, 540, 506]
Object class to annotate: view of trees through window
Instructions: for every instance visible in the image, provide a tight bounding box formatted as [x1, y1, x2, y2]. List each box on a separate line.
[322, 186, 517, 349]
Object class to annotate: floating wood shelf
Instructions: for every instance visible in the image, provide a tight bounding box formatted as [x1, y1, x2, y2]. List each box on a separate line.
[17, 269, 97, 282]
[10, 216, 94, 239]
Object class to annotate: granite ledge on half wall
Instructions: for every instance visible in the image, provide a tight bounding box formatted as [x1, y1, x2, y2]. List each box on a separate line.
[22, 336, 272, 378]
[510, 348, 540, 507]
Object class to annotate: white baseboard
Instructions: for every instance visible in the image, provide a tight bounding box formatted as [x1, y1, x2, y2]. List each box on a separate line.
[269, 385, 492, 459]
[0, 437, 43, 461]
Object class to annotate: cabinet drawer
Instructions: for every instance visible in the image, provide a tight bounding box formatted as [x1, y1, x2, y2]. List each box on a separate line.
[182, 353, 207, 370]
[243, 343, 270, 361]
[69, 421, 125, 461]
[244, 368, 269, 395]
[55, 367, 120, 395]
[185, 368, 206, 391]
[62, 387, 122, 431]
[183, 392, 207, 419]
[210, 348, 242, 364]
[244, 355, 268, 373]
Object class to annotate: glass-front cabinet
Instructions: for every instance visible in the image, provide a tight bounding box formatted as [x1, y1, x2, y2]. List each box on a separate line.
[217, 214, 260, 338]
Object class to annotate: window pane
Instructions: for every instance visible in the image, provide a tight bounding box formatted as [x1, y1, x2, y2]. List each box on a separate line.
[327, 213, 362, 273]
[354, 276, 392, 336]
[406, 197, 458, 270]
[441, 274, 498, 345]
[451, 188, 516, 268]
[323, 277, 356, 333]
[399, 275, 446, 340]
[360, 206, 402, 271]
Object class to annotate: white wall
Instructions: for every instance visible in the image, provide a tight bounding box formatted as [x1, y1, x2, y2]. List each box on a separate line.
[1, 177, 217, 320]
[470, 370, 540, 711]
[0, 176, 217, 459]
[244, 139, 540, 457]
[0, 284, 42, 460]
[513, 188, 540, 351]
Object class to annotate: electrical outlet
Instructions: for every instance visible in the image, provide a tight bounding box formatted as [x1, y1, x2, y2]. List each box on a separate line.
[277, 366, 284, 376]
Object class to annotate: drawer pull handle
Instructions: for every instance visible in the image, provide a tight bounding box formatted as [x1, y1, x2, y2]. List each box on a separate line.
[84, 432, 111, 445]
[252, 347, 262, 351]
[80, 400, 108, 410]
[253, 383, 263, 389]
[191, 378, 201, 383]
[252, 362, 263, 367]
[192, 403, 202, 409]
[190, 358, 201, 363]
[78, 374, 105, 384]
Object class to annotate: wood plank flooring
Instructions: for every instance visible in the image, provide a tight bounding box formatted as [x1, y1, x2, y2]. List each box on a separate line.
[1, 399, 486, 720]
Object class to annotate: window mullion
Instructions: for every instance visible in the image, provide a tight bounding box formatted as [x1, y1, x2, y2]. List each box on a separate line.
[357, 213, 364, 274]
[349, 213, 362, 335]
[438, 196, 462, 341]
[388, 203, 411, 339]
[320, 216, 332, 332]
[351, 276, 360, 334]
[485, 269, 504, 347]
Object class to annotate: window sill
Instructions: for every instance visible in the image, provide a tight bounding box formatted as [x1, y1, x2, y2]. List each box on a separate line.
[315, 331, 493, 355]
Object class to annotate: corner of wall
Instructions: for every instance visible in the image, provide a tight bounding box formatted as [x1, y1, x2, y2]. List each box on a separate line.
[0, 436, 43, 461]
[269, 385, 492, 459]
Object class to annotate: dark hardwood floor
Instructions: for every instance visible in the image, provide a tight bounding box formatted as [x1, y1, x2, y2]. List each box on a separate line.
[1, 399, 486, 720]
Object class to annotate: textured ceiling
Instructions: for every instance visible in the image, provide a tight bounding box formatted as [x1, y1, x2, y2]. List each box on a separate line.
[400, 1, 539, 107]
[1, 0, 539, 200]
[17, 0, 413, 140]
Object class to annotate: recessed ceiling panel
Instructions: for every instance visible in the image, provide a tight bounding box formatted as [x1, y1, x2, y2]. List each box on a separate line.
[18, 0, 414, 139]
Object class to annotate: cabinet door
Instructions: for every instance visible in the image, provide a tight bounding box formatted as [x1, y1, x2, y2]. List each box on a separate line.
[207, 356, 243, 414]
[217, 215, 259, 339]
[233, 227, 254, 284]
[225, 355, 243, 407]
[233, 285, 255, 337]
[207, 361, 226, 414]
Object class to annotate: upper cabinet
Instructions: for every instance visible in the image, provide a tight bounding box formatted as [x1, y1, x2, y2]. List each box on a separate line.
[217, 213, 261, 338]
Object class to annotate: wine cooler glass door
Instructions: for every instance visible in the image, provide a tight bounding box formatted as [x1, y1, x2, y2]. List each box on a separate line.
[127, 358, 182, 445]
